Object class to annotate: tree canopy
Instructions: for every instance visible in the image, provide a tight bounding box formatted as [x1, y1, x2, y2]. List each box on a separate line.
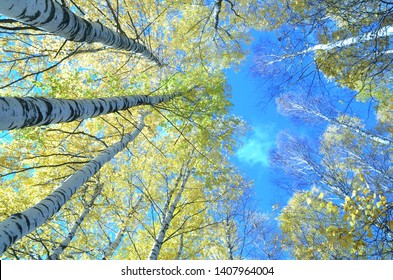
[0, 0, 392, 260]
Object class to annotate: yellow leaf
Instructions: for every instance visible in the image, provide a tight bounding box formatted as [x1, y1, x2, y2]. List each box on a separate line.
[318, 193, 324, 199]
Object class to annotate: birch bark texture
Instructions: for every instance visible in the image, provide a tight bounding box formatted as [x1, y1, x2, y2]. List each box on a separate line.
[48, 183, 104, 260]
[265, 25, 393, 65]
[0, 113, 147, 255]
[148, 166, 191, 260]
[0, 0, 161, 65]
[0, 93, 178, 130]
[276, 94, 393, 146]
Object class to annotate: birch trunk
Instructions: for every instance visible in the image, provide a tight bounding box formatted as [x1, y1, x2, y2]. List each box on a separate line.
[174, 232, 184, 260]
[102, 227, 126, 260]
[267, 25, 393, 64]
[277, 96, 392, 146]
[295, 104, 392, 146]
[212, 0, 222, 29]
[300, 25, 393, 55]
[48, 183, 103, 260]
[0, 0, 161, 65]
[225, 215, 234, 260]
[0, 93, 178, 130]
[102, 197, 143, 260]
[148, 168, 191, 260]
[0, 113, 147, 255]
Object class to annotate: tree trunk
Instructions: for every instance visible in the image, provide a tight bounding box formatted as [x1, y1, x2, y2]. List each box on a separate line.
[296, 103, 392, 146]
[102, 196, 143, 260]
[0, 93, 178, 130]
[225, 215, 235, 260]
[212, 0, 223, 29]
[0, 113, 147, 255]
[0, 0, 161, 65]
[277, 95, 392, 146]
[148, 166, 191, 260]
[300, 25, 393, 55]
[48, 182, 104, 260]
[267, 25, 393, 65]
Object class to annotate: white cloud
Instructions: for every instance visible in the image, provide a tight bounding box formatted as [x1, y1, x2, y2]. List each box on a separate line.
[235, 125, 275, 167]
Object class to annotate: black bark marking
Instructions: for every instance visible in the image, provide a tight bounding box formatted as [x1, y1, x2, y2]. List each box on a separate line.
[2, 230, 13, 245]
[78, 19, 93, 42]
[41, 0, 56, 25]
[40, 203, 50, 213]
[19, 213, 31, 230]
[15, 222, 23, 234]
[33, 102, 44, 125]
[44, 197, 59, 212]
[0, 97, 11, 107]
[54, 189, 68, 203]
[65, 101, 77, 122]
[58, 6, 70, 31]
[41, 98, 54, 125]
[68, 14, 83, 41]
[33, 206, 45, 217]
[15, 97, 33, 127]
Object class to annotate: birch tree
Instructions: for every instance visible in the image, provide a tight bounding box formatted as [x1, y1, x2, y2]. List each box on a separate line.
[0, 0, 266, 259]
[148, 161, 192, 260]
[263, 24, 393, 66]
[276, 92, 393, 146]
[255, 0, 393, 98]
[0, 0, 161, 65]
[0, 112, 147, 255]
[48, 182, 104, 260]
[0, 93, 179, 130]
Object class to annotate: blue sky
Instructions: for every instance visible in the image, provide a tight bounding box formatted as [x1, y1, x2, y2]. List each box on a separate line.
[225, 31, 295, 211]
[226, 31, 381, 213]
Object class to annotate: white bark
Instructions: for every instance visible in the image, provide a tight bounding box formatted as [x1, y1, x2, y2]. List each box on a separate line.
[148, 167, 191, 260]
[266, 25, 393, 65]
[212, 0, 222, 29]
[48, 183, 103, 260]
[0, 0, 161, 65]
[0, 113, 147, 255]
[102, 227, 126, 260]
[277, 95, 392, 146]
[0, 93, 178, 130]
[102, 197, 143, 260]
[225, 215, 235, 260]
[300, 25, 393, 55]
[174, 231, 184, 260]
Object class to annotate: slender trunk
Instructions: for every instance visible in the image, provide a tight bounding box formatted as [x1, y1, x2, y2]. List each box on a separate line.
[148, 167, 191, 260]
[102, 226, 126, 260]
[225, 215, 234, 260]
[267, 25, 393, 64]
[212, 0, 222, 29]
[174, 231, 184, 260]
[0, 93, 178, 130]
[102, 197, 143, 260]
[0, 0, 161, 65]
[48, 183, 104, 260]
[281, 99, 393, 146]
[301, 25, 393, 55]
[303, 105, 392, 146]
[0, 113, 147, 255]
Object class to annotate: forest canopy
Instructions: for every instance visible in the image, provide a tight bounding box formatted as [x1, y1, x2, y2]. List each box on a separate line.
[0, 0, 392, 260]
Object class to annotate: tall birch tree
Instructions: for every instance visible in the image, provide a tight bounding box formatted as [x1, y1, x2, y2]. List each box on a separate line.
[0, 0, 161, 65]
[0, 112, 147, 254]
